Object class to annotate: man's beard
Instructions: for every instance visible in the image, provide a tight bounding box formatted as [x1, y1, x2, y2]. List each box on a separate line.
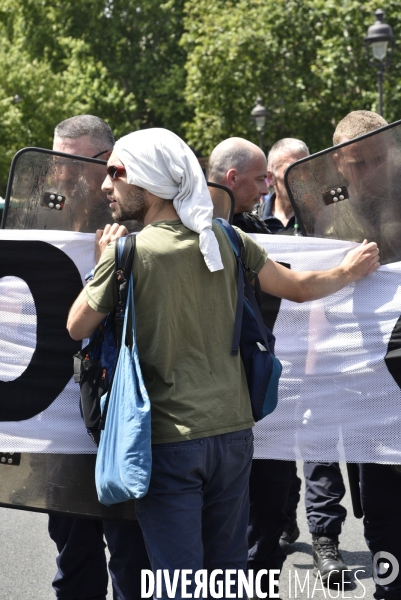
[112, 185, 148, 224]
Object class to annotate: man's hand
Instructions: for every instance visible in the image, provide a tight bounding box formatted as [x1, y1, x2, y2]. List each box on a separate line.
[95, 223, 129, 263]
[339, 239, 380, 283]
[258, 240, 380, 303]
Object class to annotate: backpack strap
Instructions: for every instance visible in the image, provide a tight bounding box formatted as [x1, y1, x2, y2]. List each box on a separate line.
[114, 235, 136, 352]
[214, 218, 269, 356]
[99, 235, 136, 431]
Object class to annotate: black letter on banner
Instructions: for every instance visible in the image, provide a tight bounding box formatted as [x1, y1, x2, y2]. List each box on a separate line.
[260, 262, 291, 332]
[385, 316, 401, 389]
[0, 241, 82, 420]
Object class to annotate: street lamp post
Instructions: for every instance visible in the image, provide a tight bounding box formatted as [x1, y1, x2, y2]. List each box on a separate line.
[364, 9, 395, 117]
[251, 97, 267, 150]
[0, 94, 23, 106]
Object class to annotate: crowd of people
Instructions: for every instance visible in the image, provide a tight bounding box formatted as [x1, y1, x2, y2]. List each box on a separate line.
[6, 110, 401, 600]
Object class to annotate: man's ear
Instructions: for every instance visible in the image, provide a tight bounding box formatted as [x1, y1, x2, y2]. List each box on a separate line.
[267, 169, 275, 185]
[226, 168, 238, 188]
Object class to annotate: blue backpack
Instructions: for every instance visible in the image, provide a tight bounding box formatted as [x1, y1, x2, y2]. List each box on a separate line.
[215, 218, 282, 421]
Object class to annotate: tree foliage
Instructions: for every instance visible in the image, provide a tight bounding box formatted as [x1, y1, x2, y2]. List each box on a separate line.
[182, 0, 401, 154]
[0, 0, 400, 194]
[0, 0, 189, 194]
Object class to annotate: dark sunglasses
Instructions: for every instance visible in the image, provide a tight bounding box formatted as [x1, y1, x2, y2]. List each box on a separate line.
[106, 165, 126, 179]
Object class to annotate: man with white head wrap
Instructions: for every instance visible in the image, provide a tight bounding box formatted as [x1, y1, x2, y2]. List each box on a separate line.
[48, 114, 150, 600]
[68, 128, 379, 599]
[112, 128, 224, 271]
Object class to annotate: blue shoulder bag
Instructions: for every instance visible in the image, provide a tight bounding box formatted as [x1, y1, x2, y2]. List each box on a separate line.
[215, 218, 282, 421]
[95, 236, 152, 506]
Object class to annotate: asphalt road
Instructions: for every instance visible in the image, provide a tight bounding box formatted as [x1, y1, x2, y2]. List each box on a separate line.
[0, 507, 113, 600]
[0, 506, 58, 600]
[0, 462, 374, 600]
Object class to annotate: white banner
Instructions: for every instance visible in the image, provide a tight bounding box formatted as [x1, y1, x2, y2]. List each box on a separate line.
[0, 230, 95, 453]
[0, 231, 400, 463]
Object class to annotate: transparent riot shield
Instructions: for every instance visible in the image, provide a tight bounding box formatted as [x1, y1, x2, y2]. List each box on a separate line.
[1, 147, 142, 233]
[0, 151, 233, 520]
[0, 149, 140, 520]
[285, 120, 401, 265]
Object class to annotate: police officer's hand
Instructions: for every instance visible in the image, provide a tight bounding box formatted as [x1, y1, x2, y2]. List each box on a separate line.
[340, 239, 380, 282]
[95, 223, 129, 263]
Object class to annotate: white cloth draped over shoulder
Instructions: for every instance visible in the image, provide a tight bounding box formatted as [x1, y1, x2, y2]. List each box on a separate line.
[114, 128, 224, 273]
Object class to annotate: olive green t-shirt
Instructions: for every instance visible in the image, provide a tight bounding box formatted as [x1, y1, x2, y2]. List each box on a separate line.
[85, 220, 267, 444]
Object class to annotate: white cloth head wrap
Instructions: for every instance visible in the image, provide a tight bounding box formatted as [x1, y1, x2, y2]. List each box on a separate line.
[114, 128, 223, 272]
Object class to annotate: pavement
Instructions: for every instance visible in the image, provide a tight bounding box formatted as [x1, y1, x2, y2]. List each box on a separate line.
[0, 462, 375, 599]
[0, 507, 113, 600]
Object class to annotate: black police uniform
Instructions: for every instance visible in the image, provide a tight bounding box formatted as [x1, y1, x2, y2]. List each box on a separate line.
[235, 204, 347, 588]
[261, 197, 347, 539]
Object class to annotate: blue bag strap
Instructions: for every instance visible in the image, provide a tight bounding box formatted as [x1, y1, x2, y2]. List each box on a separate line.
[121, 276, 134, 344]
[99, 236, 136, 430]
[214, 218, 270, 355]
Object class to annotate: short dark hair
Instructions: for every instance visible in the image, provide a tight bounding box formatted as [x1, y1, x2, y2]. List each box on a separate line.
[54, 115, 115, 152]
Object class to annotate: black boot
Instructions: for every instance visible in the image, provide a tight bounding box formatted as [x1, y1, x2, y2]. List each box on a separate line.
[279, 512, 300, 554]
[312, 535, 350, 585]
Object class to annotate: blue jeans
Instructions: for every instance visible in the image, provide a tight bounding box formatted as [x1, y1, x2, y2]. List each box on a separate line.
[136, 429, 253, 600]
